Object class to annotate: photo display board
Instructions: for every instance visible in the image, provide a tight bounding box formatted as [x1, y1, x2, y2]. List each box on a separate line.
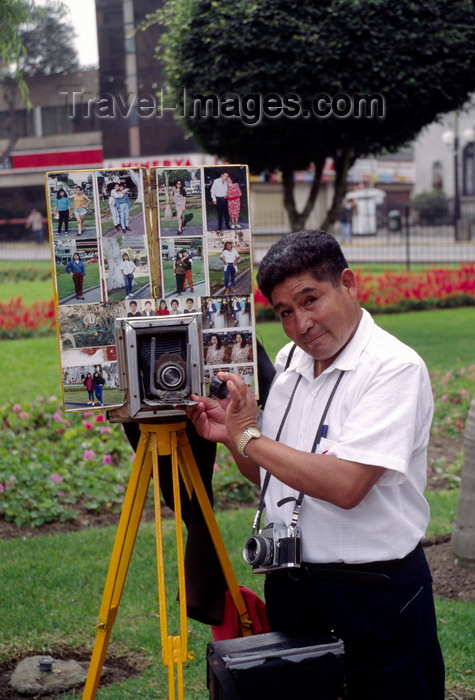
[45, 165, 258, 420]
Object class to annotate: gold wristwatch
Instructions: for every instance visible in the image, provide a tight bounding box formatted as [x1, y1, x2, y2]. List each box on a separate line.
[237, 426, 262, 457]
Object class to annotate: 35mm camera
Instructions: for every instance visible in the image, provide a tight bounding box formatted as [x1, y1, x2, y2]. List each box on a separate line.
[243, 523, 301, 574]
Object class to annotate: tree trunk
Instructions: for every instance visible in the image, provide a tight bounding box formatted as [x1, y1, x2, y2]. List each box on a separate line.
[127, 168, 142, 204]
[281, 158, 325, 232]
[451, 393, 475, 569]
[321, 146, 355, 231]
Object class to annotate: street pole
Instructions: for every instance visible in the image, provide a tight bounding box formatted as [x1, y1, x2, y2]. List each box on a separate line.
[453, 112, 461, 241]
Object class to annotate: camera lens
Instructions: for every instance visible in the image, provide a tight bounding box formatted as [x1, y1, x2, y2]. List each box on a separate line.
[243, 535, 273, 567]
[158, 364, 184, 389]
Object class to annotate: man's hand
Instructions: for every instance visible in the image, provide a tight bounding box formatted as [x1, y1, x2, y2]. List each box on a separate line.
[186, 394, 230, 444]
[216, 372, 259, 447]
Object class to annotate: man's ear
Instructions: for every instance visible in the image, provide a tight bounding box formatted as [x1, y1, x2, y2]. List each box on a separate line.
[340, 268, 358, 298]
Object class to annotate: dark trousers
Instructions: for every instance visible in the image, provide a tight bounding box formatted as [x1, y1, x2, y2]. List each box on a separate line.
[72, 272, 84, 297]
[216, 196, 230, 230]
[58, 210, 69, 233]
[264, 544, 445, 700]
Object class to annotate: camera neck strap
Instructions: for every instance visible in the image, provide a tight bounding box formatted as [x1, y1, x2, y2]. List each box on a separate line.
[252, 365, 346, 535]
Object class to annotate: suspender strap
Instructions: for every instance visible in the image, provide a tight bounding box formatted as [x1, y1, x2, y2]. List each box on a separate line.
[253, 350, 346, 534]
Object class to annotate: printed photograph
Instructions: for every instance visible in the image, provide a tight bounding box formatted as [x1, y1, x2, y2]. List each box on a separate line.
[157, 167, 204, 237]
[47, 171, 97, 241]
[204, 165, 249, 234]
[97, 169, 146, 238]
[62, 360, 125, 411]
[206, 234, 252, 296]
[54, 246, 102, 305]
[160, 236, 206, 298]
[57, 302, 125, 351]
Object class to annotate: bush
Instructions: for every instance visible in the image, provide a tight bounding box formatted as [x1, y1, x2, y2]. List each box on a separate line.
[410, 190, 450, 225]
[0, 398, 134, 527]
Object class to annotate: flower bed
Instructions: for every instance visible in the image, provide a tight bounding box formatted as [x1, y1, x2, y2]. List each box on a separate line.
[0, 297, 55, 339]
[0, 398, 133, 527]
[254, 264, 475, 319]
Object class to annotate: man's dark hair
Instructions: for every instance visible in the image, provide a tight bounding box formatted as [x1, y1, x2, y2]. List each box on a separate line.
[257, 230, 348, 302]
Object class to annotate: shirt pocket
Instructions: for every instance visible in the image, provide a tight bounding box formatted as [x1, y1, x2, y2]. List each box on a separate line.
[317, 437, 336, 455]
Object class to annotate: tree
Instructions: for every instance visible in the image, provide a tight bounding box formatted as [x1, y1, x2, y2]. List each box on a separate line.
[148, 0, 475, 231]
[452, 394, 475, 569]
[1, 0, 79, 166]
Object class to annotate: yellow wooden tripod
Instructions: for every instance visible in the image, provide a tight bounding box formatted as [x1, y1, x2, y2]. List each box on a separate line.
[81, 421, 252, 700]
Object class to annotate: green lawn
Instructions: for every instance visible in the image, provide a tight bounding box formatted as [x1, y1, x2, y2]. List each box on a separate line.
[1, 275, 474, 697]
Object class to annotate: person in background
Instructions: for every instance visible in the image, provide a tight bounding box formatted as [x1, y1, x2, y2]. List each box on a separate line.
[25, 208, 44, 244]
[226, 175, 242, 229]
[340, 198, 357, 243]
[142, 300, 156, 317]
[72, 186, 91, 236]
[182, 251, 194, 292]
[172, 179, 187, 234]
[84, 372, 94, 405]
[65, 252, 86, 300]
[54, 189, 72, 236]
[173, 250, 187, 295]
[205, 333, 225, 365]
[108, 182, 121, 231]
[120, 252, 136, 299]
[220, 241, 241, 294]
[230, 332, 250, 363]
[210, 171, 230, 232]
[116, 184, 131, 233]
[170, 298, 181, 315]
[127, 300, 142, 317]
[157, 299, 170, 316]
[187, 229, 445, 700]
[93, 370, 105, 406]
[184, 297, 198, 313]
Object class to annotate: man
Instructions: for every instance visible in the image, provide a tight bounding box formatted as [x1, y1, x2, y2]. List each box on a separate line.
[142, 300, 156, 317]
[183, 297, 198, 314]
[127, 300, 142, 317]
[170, 298, 181, 315]
[187, 230, 444, 699]
[339, 198, 356, 243]
[25, 207, 44, 245]
[210, 171, 231, 232]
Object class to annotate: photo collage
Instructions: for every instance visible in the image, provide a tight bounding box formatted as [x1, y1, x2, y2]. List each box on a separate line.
[46, 165, 258, 413]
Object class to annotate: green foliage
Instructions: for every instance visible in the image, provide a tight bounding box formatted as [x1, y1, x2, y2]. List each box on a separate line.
[14, 0, 79, 77]
[0, 398, 133, 527]
[0, 0, 33, 96]
[212, 444, 260, 508]
[153, 0, 475, 190]
[0, 261, 53, 284]
[411, 190, 450, 224]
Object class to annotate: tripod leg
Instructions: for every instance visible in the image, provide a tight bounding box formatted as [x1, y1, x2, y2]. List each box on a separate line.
[82, 431, 153, 700]
[151, 428, 188, 700]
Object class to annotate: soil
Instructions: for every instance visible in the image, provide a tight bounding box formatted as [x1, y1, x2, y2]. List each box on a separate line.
[1, 434, 474, 699]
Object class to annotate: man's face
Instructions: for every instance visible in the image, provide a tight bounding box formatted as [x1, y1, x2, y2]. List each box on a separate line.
[271, 270, 361, 372]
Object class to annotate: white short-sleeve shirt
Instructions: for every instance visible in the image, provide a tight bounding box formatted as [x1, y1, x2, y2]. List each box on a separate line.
[259, 309, 433, 564]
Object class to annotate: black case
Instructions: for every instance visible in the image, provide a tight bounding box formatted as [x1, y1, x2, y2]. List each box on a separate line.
[207, 631, 345, 700]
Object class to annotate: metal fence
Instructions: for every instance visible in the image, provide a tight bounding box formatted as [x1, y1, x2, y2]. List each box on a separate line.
[1, 211, 475, 269]
[252, 204, 475, 269]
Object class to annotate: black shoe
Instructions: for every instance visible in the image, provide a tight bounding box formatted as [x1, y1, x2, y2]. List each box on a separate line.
[126, 227, 131, 231]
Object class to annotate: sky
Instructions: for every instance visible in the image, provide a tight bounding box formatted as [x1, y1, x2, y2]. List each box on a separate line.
[53, 0, 99, 67]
